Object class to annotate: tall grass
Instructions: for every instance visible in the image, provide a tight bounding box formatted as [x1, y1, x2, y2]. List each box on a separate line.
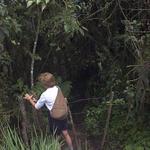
[30, 128, 62, 150]
[0, 125, 26, 150]
[0, 125, 62, 150]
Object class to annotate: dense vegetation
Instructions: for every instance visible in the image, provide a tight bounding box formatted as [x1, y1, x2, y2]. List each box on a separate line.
[0, 0, 150, 149]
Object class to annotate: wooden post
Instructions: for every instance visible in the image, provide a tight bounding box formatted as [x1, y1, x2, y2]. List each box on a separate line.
[67, 98, 80, 150]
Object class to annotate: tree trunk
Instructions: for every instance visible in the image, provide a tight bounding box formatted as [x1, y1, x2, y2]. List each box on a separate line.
[100, 90, 114, 150]
[18, 95, 29, 146]
[30, 7, 43, 130]
[30, 8, 41, 87]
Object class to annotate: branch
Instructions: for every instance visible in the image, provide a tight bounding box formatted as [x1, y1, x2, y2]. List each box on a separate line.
[102, 2, 118, 23]
[117, 0, 143, 60]
[81, 0, 115, 23]
[31, 7, 42, 88]
[100, 90, 114, 150]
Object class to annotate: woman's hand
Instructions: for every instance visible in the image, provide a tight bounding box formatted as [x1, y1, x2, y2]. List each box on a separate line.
[24, 93, 37, 108]
[24, 93, 33, 101]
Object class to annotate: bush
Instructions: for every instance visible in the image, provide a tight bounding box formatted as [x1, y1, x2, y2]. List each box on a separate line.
[84, 98, 150, 149]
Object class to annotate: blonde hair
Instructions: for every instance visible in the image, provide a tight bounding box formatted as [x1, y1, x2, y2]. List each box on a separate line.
[38, 72, 56, 88]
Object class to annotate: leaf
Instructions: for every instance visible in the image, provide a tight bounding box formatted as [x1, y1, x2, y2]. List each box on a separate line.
[50, 43, 56, 47]
[79, 28, 84, 36]
[11, 40, 17, 45]
[45, 0, 50, 4]
[0, 29, 7, 41]
[27, 0, 34, 7]
[34, 54, 41, 60]
[42, 4, 46, 11]
[36, 0, 41, 4]
[56, 46, 61, 51]
[51, 0, 55, 4]
[64, 24, 70, 33]
[82, 26, 88, 31]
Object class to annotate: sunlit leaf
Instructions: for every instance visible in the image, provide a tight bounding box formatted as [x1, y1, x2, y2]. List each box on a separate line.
[45, 0, 50, 4]
[36, 0, 41, 4]
[27, 0, 34, 7]
[79, 28, 84, 36]
[82, 26, 88, 31]
[64, 24, 69, 33]
[42, 4, 46, 11]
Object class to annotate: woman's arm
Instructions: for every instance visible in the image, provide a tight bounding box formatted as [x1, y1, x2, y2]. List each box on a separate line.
[24, 93, 46, 110]
[24, 94, 37, 108]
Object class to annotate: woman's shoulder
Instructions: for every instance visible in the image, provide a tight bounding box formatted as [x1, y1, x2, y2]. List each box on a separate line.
[46, 86, 58, 92]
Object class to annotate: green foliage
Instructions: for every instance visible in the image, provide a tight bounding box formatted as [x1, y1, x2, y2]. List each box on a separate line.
[0, 51, 11, 66]
[0, 3, 9, 42]
[0, 125, 26, 150]
[0, 1, 21, 51]
[0, 0, 149, 149]
[52, 0, 86, 36]
[85, 98, 126, 136]
[30, 129, 62, 150]
[0, 124, 61, 150]
[0, 73, 12, 124]
[0, 3, 20, 34]
[26, 0, 51, 13]
[125, 145, 144, 150]
[124, 82, 135, 98]
[123, 124, 150, 150]
[26, 0, 50, 8]
[56, 76, 72, 97]
[31, 82, 45, 98]
[84, 96, 150, 149]
[12, 79, 29, 96]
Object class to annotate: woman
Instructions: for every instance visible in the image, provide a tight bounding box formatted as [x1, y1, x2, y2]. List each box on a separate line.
[24, 72, 73, 150]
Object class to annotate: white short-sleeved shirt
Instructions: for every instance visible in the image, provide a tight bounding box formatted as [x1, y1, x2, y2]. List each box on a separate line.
[35, 86, 58, 111]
